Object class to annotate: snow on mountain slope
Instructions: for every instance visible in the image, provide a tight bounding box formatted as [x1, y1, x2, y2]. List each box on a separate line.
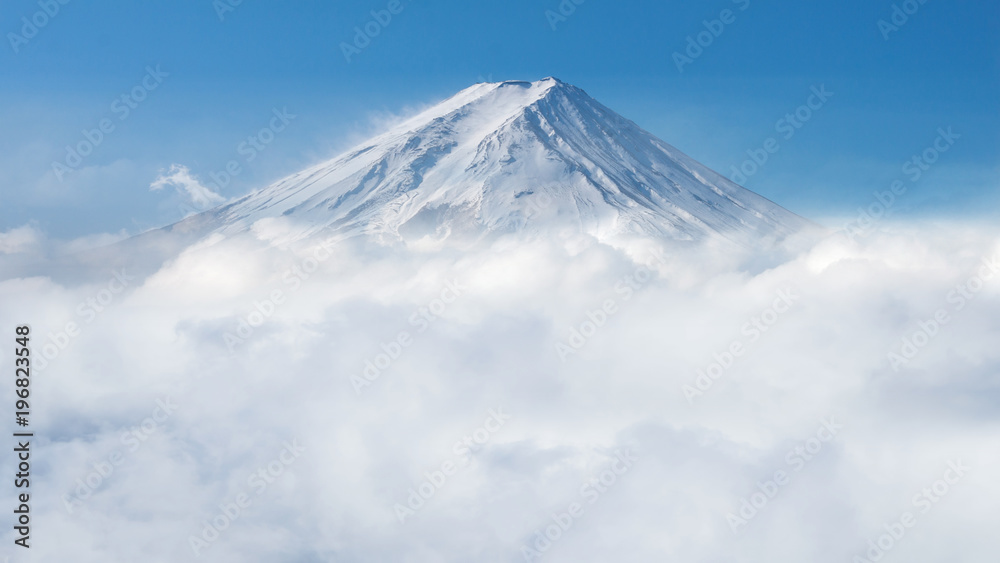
[208, 78, 812, 246]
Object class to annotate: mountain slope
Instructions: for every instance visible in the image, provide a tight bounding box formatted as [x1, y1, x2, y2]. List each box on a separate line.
[206, 78, 811, 246]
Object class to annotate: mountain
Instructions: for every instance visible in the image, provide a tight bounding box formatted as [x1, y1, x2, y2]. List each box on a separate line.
[193, 78, 812, 247]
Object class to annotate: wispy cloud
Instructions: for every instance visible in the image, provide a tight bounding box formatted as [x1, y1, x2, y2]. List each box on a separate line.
[149, 164, 226, 210]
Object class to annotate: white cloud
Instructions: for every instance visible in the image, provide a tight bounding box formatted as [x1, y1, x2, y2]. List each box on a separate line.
[0, 222, 998, 561]
[0, 224, 42, 254]
[150, 164, 226, 210]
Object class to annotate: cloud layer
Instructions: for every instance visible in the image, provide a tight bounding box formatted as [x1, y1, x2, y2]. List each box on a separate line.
[1, 221, 998, 562]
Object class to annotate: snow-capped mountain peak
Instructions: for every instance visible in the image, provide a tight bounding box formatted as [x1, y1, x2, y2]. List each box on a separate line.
[209, 78, 811, 246]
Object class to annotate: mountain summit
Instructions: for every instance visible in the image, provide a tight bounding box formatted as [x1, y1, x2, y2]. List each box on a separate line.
[207, 78, 810, 246]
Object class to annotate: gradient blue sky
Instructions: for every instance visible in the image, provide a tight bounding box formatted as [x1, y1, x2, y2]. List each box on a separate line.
[1, 0, 997, 237]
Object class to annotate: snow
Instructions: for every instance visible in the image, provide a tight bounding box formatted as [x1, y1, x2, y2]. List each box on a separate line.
[209, 78, 812, 246]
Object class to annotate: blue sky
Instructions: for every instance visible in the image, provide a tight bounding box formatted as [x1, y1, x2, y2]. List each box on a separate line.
[1, 0, 997, 237]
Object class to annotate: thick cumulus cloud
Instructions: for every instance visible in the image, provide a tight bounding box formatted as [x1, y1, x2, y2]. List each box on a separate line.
[1, 221, 998, 562]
